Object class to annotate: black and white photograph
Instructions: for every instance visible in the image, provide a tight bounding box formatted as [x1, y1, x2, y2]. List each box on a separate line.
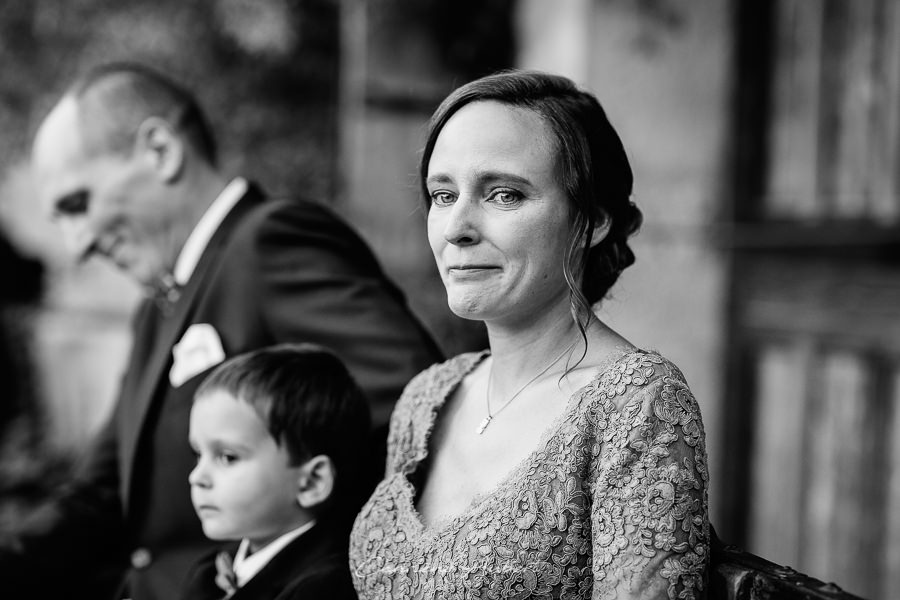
[0, 1, 895, 599]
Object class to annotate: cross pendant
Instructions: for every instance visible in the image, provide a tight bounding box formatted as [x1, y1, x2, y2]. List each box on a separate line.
[476, 415, 492, 435]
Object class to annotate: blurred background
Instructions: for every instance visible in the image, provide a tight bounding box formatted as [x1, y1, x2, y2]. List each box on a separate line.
[0, 0, 898, 597]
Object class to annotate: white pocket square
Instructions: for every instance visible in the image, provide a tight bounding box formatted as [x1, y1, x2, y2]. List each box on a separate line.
[169, 323, 226, 388]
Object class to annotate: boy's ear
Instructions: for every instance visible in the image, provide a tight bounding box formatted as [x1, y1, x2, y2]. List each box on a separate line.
[295, 455, 335, 509]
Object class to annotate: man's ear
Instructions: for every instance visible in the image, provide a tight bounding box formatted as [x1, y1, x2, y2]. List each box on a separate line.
[135, 116, 184, 183]
[295, 455, 335, 509]
[589, 211, 611, 248]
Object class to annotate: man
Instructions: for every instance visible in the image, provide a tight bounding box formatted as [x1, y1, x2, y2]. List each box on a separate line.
[0, 63, 442, 600]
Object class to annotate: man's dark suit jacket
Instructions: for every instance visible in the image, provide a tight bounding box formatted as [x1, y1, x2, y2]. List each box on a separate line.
[179, 521, 357, 600]
[0, 184, 441, 600]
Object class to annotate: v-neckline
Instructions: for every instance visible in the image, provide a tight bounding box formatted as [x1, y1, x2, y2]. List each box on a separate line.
[401, 347, 644, 536]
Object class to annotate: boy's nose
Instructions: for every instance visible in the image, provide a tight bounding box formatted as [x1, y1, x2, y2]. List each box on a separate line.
[188, 461, 209, 488]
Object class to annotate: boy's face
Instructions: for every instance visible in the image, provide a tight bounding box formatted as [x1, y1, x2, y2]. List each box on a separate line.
[188, 390, 307, 550]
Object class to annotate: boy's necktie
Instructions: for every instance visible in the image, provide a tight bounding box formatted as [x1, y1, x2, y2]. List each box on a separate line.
[214, 551, 237, 598]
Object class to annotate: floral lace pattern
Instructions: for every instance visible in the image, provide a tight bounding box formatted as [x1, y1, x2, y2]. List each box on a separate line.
[350, 350, 709, 599]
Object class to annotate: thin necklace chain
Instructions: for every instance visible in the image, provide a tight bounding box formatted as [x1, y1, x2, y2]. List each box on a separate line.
[476, 340, 578, 435]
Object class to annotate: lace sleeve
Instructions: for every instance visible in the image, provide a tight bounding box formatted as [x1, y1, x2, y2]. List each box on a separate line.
[589, 370, 709, 600]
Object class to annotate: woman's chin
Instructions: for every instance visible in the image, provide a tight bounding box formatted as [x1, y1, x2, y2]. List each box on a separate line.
[446, 296, 490, 321]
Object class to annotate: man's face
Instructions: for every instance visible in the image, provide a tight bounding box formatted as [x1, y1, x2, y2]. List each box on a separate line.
[32, 98, 173, 287]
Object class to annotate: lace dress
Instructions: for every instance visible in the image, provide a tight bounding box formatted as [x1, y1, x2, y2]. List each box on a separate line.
[349, 349, 709, 600]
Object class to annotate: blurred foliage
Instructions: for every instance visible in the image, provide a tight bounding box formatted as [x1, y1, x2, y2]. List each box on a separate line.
[0, 0, 341, 201]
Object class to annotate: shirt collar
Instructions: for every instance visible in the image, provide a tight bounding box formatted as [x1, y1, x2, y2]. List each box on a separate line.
[172, 177, 248, 286]
[231, 519, 316, 588]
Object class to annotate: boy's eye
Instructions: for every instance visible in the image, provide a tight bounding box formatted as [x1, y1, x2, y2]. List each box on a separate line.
[215, 452, 238, 465]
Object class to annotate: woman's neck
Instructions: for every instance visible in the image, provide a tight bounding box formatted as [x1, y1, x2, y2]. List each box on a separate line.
[484, 299, 634, 394]
[485, 301, 585, 385]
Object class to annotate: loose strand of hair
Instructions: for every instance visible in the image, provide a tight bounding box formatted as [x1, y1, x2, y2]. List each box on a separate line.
[561, 224, 594, 380]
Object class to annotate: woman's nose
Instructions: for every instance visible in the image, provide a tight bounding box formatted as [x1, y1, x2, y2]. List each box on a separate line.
[442, 197, 480, 246]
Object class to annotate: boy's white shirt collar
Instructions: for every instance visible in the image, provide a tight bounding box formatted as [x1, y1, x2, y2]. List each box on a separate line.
[173, 177, 248, 286]
[232, 519, 317, 587]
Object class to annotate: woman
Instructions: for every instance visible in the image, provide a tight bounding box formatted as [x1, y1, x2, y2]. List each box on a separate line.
[350, 71, 709, 599]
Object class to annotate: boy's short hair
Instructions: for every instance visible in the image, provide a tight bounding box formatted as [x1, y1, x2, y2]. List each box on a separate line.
[195, 343, 372, 515]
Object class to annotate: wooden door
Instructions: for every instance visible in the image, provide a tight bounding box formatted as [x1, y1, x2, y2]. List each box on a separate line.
[725, 1, 900, 597]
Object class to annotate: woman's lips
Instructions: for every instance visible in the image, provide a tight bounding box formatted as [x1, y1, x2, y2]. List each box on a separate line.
[446, 265, 500, 279]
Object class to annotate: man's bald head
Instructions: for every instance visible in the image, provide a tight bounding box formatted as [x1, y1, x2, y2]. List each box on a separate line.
[31, 63, 225, 288]
[66, 62, 218, 165]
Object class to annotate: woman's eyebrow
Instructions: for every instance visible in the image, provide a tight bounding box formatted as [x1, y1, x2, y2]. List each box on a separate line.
[426, 170, 536, 190]
[473, 171, 532, 187]
[425, 173, 454, 187]
[425, 169, 531, 185]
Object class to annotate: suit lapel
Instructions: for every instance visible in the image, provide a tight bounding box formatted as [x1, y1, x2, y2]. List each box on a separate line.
[232, 523, 340, 599]
[119, 185, 266, 507]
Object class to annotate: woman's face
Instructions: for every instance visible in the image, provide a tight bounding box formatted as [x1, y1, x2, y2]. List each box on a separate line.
[426, 100, 574, 327]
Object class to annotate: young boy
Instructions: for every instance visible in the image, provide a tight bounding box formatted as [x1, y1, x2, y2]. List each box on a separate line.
[180, 343, 370, 600]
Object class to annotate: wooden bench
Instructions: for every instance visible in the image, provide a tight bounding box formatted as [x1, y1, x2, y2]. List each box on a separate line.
[709, 528, 865, 600]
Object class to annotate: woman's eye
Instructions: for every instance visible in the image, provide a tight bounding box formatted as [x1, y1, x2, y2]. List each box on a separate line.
[430, 191, 456, 206]
[488, 189, 522, 206]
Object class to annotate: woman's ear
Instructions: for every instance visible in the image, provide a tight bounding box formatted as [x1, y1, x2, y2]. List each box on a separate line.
[589, 211, 611, 248]
[134, 116, 184, 183]
[295, 455, 336, 509]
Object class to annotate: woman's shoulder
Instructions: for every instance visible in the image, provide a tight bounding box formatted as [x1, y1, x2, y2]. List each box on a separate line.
[577, 348, 696, 413]
[576, 347, 706, 461]
[600, 348, 689, 389]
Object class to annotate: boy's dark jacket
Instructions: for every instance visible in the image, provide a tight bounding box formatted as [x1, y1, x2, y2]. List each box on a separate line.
[179, 520, 357, 600]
